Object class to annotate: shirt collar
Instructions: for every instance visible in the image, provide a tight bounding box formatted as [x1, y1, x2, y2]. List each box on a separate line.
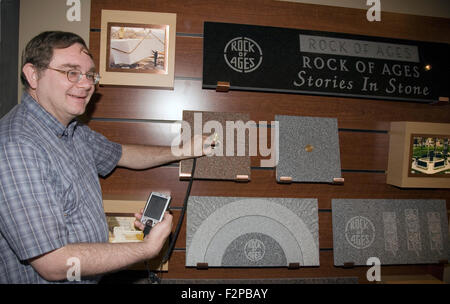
[22, 92, 78, 138]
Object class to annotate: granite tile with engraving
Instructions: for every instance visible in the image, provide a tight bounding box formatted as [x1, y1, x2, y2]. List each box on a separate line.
[275, 115, 341, 183]
[186, 196, 319, 267]
[180, 111, 251, 181]
[332, 199, 449, 266]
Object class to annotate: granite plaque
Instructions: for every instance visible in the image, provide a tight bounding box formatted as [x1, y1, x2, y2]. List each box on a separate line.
[186, 197, 319, 267]
[332, 199, 449, 266]
[276, 115, 342, 183]
[179, 111, 251, 181]
[203, 22, 450, 103]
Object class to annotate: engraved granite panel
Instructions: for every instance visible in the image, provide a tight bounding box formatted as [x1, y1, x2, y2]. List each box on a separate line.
[332, 199, 449, 266]
[180, 111, 251, 181]
[186, 197, 319, 267]
[275, 115, 341, 183]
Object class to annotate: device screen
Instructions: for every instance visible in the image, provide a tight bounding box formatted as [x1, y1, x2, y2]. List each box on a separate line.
[144, 195, 168, 219]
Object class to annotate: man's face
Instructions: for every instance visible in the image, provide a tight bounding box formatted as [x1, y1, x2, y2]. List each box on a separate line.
[34, 43, 96, 126]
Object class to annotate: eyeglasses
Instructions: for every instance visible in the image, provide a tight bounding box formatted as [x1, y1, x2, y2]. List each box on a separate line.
[47, 67, 100, 85]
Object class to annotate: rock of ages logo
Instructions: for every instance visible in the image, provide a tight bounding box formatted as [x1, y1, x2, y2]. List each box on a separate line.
[345, 216, 376, 249]
[244, 238, 266, 262]
[224, 37, 263, 73]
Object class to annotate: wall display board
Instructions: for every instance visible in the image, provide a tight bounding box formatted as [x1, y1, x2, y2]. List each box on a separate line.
[387, 122, 450, 188]
[203, 22, 449, 103]
[179, 111, 251, 181]
[332, 199, 449, 266]
[275, 115, 342, 183]
[99, 10, 176, 88]
[88, 0, 450, 284]
[186, 197, 319, 267]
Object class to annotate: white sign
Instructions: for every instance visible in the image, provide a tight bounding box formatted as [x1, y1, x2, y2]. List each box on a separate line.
[299, 34, 419, 62]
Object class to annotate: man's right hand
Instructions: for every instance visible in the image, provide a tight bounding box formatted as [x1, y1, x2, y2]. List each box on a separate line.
[134, 210, 173, 257]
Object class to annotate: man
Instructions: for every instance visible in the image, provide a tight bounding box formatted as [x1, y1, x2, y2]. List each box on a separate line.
[0, 31, 208, 283]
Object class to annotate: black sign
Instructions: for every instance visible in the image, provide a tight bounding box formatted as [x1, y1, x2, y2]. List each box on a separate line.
[202, 22, 449, 103]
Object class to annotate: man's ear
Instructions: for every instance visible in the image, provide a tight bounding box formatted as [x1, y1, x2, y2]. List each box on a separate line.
[22, 63, 39, 89]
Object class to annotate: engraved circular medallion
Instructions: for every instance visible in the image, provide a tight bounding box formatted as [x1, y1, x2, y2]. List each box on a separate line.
[244, 239, 266, 262]
[344, 216, 375, 249]
[224, 37, 263, 73]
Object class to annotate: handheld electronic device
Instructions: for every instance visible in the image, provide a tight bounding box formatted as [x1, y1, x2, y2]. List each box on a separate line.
[141, 192, 171, 236]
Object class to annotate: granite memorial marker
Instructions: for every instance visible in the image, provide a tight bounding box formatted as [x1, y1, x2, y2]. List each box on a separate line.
[332, 199, 449, 266]
[186, 197, 320, 267]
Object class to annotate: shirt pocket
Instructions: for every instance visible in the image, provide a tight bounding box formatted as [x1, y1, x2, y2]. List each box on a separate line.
[60, 176, 86, 217]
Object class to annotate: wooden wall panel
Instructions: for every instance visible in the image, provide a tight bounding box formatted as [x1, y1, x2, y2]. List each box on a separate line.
[89, 0, 450, 283]
[88, 120, 178, 146]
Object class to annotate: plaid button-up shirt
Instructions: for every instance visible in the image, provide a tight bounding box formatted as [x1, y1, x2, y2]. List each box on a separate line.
[0, 93, 122, 283]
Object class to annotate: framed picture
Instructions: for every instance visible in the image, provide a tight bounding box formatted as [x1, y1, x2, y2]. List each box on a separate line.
[103, 198, 169, 271]
[386, 122, 450, 188]
[409, 134, 450, 178]
[99, 10, 176, 88]
[107, 213, 144, 243]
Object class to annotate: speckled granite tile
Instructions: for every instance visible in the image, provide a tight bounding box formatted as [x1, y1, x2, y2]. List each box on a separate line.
[275, 115, 341, 183]
[180, 111, 251, 181]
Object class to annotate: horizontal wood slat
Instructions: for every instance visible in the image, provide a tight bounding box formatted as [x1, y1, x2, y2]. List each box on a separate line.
[90, 0, 450, 43]
[101, 167, 450, 209]
[339, 131, 389, 171]
[88, 120, 178, 147]
[84, 80, 450, 124]
[87, 120, 389, 170]
[160, 251, 437, 283]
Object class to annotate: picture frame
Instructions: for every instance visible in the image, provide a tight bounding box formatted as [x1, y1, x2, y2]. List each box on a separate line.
[103, 198, 169, 271]
[408, 134, 450, 178]
[107, 213, 144, 243]
[99, 10, 176, 88]
[386, 122, 450, 188]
